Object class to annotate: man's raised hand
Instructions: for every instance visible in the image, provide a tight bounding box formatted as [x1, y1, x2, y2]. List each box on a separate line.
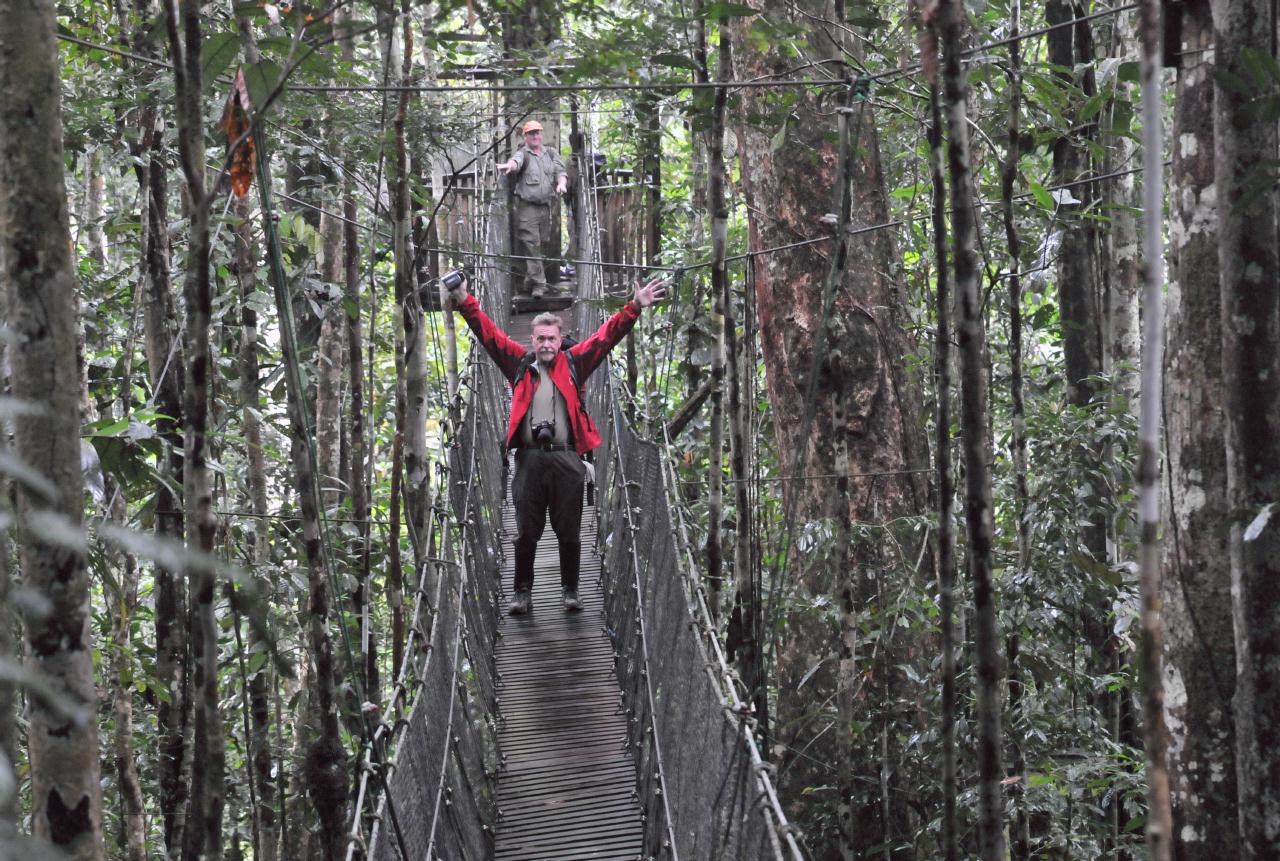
[443, 276, 470, 310]
[496, 159, 517, 175]
[633, 276, 668, 309]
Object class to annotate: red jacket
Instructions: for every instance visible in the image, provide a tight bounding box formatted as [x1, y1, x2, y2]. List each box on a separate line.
[456, 294, 641, 454]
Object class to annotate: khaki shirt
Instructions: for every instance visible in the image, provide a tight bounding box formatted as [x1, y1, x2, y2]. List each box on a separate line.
[510, 146, 566, 205]
[519, 361, 570, 445]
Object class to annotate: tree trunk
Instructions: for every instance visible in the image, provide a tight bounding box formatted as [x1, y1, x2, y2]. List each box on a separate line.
[701, 10, 727, 613]
[162, 2, 224, 857]
[1103, 13, 1143, 415]
[0, 2, 104, 854]
[318, 209, 346, 512]
[395, 5, 429, 579]
[108, 494, 147, 861]
[1162, 1, 1239, 856]
[341, 3, 376, 700]
[0, 492, 14, 836]
[253, 120, 351, 861]
[734, 1, 928, 854]
[138, 106, 192, 861]
[1046, 0, 1104, 408]
[940, 0, 1007, 856]
[1135, 2, 1173, 856]
[997, 3, 1032, 856]
[380, 5, 409, 681]
[923, 29, 958, 856]
[1211, 0, 1280, 854]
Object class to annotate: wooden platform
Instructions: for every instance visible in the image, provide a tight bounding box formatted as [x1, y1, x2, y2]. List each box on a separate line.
[510, 285, 575, 315]
[492, 313, 644, 861]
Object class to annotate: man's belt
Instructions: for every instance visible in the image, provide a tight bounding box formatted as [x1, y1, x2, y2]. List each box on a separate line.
[518, 443, 573, 452]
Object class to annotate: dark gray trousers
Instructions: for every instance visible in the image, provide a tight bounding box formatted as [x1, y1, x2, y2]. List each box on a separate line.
[511, 449, 585, 593]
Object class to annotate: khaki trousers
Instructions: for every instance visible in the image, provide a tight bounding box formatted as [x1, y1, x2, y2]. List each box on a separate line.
[514, 198, 553, 292]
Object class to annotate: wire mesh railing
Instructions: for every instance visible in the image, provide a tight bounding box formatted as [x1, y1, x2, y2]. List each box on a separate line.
[585, 368, 804, 860]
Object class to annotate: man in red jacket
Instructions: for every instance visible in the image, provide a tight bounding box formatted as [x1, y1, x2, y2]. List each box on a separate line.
[447, 276, 667, 614]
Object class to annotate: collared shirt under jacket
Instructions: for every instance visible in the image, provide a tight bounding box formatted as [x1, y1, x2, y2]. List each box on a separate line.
[456, 294, 641, 455]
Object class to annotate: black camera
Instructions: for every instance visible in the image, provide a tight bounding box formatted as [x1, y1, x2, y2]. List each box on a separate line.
[441, 268, 467, 291]
[532, 420, 555, 444]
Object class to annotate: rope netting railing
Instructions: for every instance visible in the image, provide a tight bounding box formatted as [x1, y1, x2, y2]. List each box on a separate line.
[345, 194, 512, 859]
[581, 369, 804, 860]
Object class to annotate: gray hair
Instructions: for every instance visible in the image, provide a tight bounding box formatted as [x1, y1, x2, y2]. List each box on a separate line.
[530, 312, 563, 331]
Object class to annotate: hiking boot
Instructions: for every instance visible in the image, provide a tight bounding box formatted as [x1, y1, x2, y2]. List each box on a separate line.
[562, 588, 582, 612]
[530, 284, 547, 300]
[507, 590, 532, 616]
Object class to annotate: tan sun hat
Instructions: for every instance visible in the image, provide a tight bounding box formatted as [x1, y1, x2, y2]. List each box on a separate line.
[522, 120, 544, 134]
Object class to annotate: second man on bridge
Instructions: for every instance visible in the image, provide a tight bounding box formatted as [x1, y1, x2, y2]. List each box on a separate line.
[446, 275, 666, 615]
[497, 120, 567, 300]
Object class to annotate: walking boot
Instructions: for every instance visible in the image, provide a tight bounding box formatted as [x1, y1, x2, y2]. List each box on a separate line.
[508, 590, 532, 615]
[562, 588, 582, 612]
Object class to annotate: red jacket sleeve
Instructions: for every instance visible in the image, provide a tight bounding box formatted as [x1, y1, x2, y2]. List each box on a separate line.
[455, 294, 527, 382]
[569, 300, 641, 380]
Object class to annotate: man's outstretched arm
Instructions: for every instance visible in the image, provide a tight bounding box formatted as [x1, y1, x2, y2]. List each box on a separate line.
[445, 278, 526, 380]
[571, 277, 668, 377]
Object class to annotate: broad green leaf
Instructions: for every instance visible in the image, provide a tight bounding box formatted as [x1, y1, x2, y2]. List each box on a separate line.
[1028, 181, 1054, 211]
[703, 2, 757, 20]
[1079, 92, 1106, 121]
[1214, 69, 1253, 97]
[202, 33, 240, 90]
[652, 52, 700, 72]
[1070, 551, 1121, 587]
[243, 60, 283, 113]
[1240, 46, 1280, 87]
[770, 117, 788, 152]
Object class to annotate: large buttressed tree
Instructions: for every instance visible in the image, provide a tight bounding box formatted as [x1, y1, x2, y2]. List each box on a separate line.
[734, 0, 929, 852]
[0, 0, 104, 855]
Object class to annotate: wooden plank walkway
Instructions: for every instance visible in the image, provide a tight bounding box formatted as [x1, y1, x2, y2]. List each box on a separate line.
[493, 311, 644, 860]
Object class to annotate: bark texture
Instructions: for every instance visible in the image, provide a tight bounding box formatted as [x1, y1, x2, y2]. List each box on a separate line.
[735, 1, 928, 854]
[135, 102, 191, 858]
[0, 2, 104, 854]
[1211, 0, 1280, 854]
[1162, 2, 1239, 854]
[163, 3, 224, 858]
[940, 0, 1006, 856]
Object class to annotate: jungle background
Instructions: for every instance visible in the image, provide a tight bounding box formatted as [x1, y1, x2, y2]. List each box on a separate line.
[1, 0, 1277, 858]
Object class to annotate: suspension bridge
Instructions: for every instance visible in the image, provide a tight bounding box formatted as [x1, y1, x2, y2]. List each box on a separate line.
[337, 127, 804, 861]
